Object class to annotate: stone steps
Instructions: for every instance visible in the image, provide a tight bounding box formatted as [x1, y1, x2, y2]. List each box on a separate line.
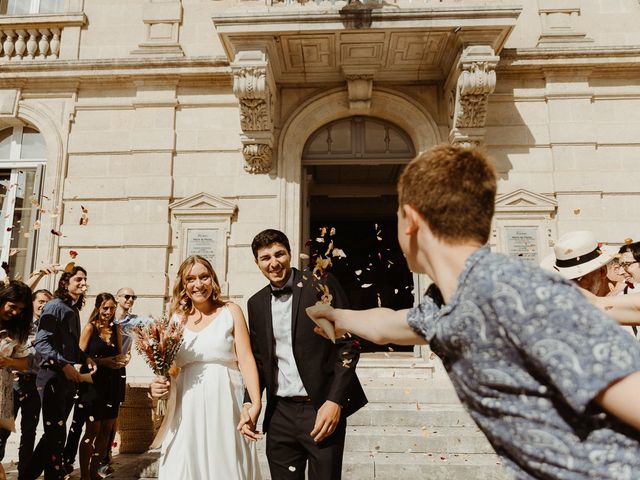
[356, 377, 461, 403]
[257, 452, 510, 480]
[349, 402, 476, 427]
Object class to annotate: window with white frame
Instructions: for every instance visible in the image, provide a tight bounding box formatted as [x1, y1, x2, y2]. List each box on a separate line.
[0, 0, 64, 15]
[0, 126, 46, 281]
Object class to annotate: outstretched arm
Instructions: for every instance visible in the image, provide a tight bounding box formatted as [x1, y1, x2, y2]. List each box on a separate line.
[587, 292, 640, 326]
[313, 306, 427, 346]
[596, 371, 640, 430]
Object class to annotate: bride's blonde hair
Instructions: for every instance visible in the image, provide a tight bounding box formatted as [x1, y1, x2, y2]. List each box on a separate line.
[170, 256, 224, 316]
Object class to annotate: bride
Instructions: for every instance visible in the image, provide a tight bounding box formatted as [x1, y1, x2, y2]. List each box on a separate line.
[150, 255, 262, 479]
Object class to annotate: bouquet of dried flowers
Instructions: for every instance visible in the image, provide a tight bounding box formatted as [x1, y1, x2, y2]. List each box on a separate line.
[130, 314, 186, 416]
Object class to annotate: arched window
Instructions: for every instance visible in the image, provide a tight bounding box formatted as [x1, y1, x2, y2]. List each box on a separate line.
[0, 125, 47, 280]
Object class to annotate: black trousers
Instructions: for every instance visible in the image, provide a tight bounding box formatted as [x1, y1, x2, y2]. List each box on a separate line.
[266, 398, 347, 480]
[62, 398, 87, 466]
[26, 374, 76, 480]
[0, 375, 41, 479]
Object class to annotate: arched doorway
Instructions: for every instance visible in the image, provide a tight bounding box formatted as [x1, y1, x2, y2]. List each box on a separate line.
[302, 116, 416, 351]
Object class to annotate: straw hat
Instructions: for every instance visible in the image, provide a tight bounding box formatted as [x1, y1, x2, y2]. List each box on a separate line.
[540, 231, 617, 280]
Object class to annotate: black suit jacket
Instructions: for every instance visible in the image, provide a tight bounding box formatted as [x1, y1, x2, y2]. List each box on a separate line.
[247, 268, 367, 432]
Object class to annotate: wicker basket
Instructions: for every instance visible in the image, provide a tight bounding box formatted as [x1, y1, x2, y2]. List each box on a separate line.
[118, 384, 155, 454]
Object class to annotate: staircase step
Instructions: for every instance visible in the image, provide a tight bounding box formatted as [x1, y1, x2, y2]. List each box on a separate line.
[350, 402, 476, 427]
[344, 426, 495, 454]
[257, 452, 509, 480]
[360, 378, 460, 403]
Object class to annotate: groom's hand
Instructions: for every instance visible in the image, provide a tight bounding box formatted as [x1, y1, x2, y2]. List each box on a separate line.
[238, 403, 263, 441]
[310, 400, 342, 443]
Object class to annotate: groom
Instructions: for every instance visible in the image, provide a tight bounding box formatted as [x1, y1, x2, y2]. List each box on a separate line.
[243, 229, 367, 479]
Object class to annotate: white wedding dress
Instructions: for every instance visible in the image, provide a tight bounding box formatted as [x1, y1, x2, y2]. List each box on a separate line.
[159, 306, 261, 479]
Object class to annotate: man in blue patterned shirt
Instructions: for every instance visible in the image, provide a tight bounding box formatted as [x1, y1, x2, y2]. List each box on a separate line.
[312, 144, 640, 479]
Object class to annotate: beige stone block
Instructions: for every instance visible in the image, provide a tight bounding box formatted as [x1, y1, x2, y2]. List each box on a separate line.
[556, 194, 602, 220]
[64, 177, 126, 199]
[133, 107, 175, 128]
[123, 224, 171, 246]
[131, 128, 176, 151]
[173, 177, 234, 199]
[489, 147, 553, 173]
[110, 153, 173, 176]
[180, 2, 225, 57]
[497, 173, 555, 194]
[485, 124, 546, 146]
[548, 122, 596, 144]
[235, 197, 279, 224]
[68, 130, 133, 154]
[173, 152, 241, 177]
[57, 225, 123, 247]
[548, 98, 592, 122]
[67, 155, 112, 177]
[595, 123, 640, 145]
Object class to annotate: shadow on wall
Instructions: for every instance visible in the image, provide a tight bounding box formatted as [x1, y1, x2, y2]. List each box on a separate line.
[484, 77, 540, 182]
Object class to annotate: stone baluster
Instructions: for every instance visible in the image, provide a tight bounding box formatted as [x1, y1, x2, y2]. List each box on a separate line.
[1, 31, 14, 59]
[14, 30, 26, 59]
[49, 29, 60, 59]
[26, 30, 38, 59]
[38, 29, 50, 58]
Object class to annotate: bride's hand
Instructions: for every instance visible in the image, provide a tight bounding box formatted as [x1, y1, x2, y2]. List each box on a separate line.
[150, 375, 170, 399]
[237, 403, 263, 441]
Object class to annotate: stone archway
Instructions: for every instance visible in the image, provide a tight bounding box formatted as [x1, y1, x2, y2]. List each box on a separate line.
[277, 87, 441, 257]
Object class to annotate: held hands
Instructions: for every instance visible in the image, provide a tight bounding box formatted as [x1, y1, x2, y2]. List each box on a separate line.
[150, 375, 171, 400]
[310, 400, 342, 443]
[237, 403, 263, 441]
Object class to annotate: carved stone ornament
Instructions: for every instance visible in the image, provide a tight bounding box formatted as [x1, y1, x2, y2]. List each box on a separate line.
[232, 52, 277, 174]
[345, 74, 374, 112]
[243, 143, 273, 174]
[449, 46, 499, 145]
[233, 67, 273, 132]
[455, 61, 496, 128]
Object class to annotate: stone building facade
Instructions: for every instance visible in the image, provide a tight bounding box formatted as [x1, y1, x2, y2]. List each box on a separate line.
[0, 0, 639, 379]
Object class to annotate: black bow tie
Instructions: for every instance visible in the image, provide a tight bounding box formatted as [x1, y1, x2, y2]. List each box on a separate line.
[271, 286, 293, 298]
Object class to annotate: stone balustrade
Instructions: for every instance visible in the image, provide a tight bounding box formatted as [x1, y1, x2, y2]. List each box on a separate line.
[0, 13, 86, 61]
[0, 27, 61, 59]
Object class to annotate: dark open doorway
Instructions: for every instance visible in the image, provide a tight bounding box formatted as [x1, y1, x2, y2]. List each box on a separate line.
[303, 116, 417, 352]
[309, 199, 415, 352]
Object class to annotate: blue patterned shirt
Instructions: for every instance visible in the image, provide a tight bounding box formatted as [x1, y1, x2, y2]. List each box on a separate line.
[407, 246, 640, 479]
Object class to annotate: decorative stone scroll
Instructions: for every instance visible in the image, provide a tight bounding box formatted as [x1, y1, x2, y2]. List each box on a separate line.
[231, 50, 276, 174]
[242, 143, 272, 174]
[448, 45, 499, 146]
[344, 71, 374, 113]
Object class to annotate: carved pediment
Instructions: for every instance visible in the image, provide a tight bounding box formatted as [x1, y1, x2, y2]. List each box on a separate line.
[170, 193, 238, 217]
[495, 189, 557, 214]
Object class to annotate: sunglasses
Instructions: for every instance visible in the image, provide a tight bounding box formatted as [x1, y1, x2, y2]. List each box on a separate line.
[122, 294, 137, 301]
[619, 261, 639, 270]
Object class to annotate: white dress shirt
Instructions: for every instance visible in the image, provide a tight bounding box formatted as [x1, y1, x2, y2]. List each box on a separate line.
[271, 277, 308, 397]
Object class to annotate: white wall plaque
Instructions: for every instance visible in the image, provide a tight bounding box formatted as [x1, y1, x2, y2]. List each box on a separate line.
[505, 226, 539, 263]
[186, 228, 220, 270]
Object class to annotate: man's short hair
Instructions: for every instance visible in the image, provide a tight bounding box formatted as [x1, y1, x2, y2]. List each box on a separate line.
[251, 229, 291, 258]
[398, 144, 497, 245]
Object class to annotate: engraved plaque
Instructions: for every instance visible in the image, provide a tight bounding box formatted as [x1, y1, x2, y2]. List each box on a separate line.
[186, 228, 219, 270]
[506, 227, 539, 263]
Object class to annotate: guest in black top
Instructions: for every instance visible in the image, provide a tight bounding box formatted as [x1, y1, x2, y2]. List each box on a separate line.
[76, 292, 123, 480]
[26, 266, 97, 480]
